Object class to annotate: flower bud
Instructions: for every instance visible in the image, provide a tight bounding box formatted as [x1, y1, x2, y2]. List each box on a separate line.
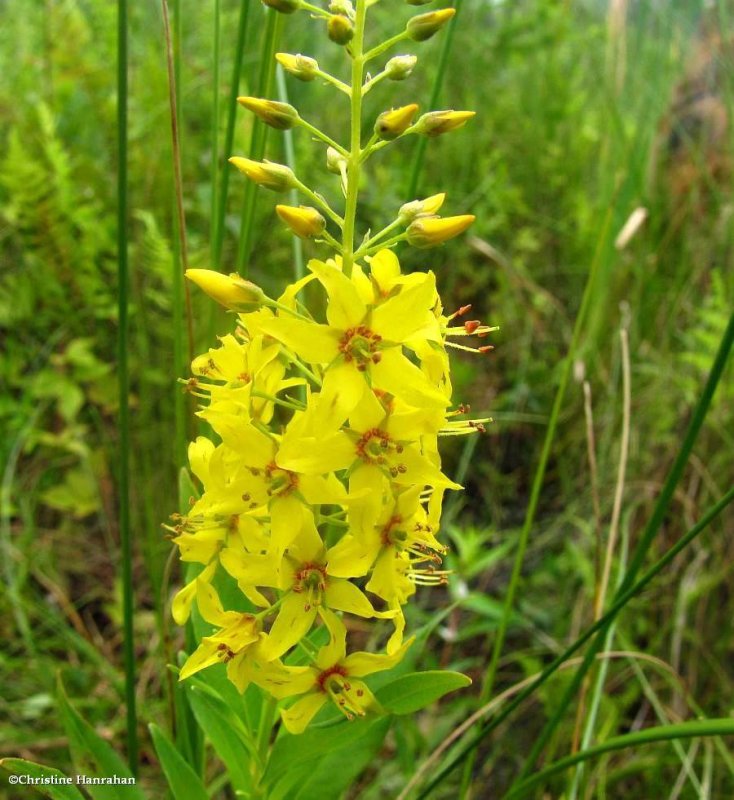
[413, 110, 475, 137]
[276, 205, 326, 238]
[374, 104, 419, 141]
[262, 0, 301, 13]
[398, 192, 446, 224]
[326, 146, 347, 175]
[229, 157, 296, 191]
[237, 96, 300, 130]
[406, 214, 475, 248]
[384, 55, 418, 81]
[328, 14, 354, 45]
[329, 0, 354, 13]
[186, 269, 266, 310]
[406, 8, 455, 42]
[275, 52, 319, 81]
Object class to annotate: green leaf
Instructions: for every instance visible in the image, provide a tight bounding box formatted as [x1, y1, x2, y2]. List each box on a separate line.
[0, 759, 86, 800]
[376, 670, 471, 715]
[149, 724, 209, 800]
[56, 678, 145, 800]
[185, 682, 255, 795]
[268, 717, 391, 800]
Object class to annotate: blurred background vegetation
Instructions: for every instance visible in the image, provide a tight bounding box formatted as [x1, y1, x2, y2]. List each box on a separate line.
[1, 0, 733, 796]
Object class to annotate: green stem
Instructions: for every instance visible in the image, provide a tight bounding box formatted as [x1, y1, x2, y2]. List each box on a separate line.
[210, 0, 220, 264]
[415, 484, 734, 798]
[294, 178, 344, 227]
[117, 0, 138, 775]
[314, 68, 351, 96]
[405, 0, 462, 200]
[364, 30, 409, 63]
[213, 0, 251, 269]
[236, 9, 282, 275]
[296, 117, 348, 157]
[505, 720, 734, 800]
[276, 65, 305, 281]
[341, 0, 367, 278]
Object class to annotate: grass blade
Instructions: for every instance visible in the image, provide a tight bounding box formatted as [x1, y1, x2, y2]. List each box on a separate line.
[116, 0, 138, 774]
[235, 8, 282, 276]
[415, 484, 734, 798]
[505, 719, 734, 799]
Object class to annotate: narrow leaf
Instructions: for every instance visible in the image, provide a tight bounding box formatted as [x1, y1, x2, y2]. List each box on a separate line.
[185, 682, 256, 795]
[149, 723, 209, 800]
[0, 759, 85, 800]
[56, 679, 145, 800]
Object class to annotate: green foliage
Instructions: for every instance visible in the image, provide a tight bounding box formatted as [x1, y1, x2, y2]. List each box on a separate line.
[2, 0, 734, 797]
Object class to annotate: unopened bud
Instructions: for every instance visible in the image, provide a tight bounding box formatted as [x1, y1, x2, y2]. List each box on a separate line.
[406, 214, 475, 248]
[374, 104, 419, 141]
[186, 269, 266, 310]
[414, 110, 475, 137]
[237, 96, 300, 130]
[385, 55, 418, 81]
[262, 0, 301, 13]
[276, 205, 326, 238]
[328, 14, 354, 45]
[275, 52, 319, 81]
[229, 157, 296, 191]
[329, 0, 354, 13]
[398, 192, 446, 223]
[406, 8, 455, 42]
[326, 146, 346, 175]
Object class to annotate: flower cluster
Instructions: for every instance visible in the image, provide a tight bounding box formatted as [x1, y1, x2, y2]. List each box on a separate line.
[169, 0, 493, 734]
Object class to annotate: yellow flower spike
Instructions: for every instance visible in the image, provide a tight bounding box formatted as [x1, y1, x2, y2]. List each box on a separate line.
[276, 205, 326, 239]
[237, 96, 300, 130]
[414, 109, 476, 137]
[228, 157, 296, 191]
[374, 103, 419, 141]
[262, 0, 301, 13]
[185, 269, 266, 310]
[384, 54, 418, 81]
[406, 214, 476, 248]
[275, 52, 319, 81]
[327, 14, 354, 45]
[406, 7, 456, 42]
[398, 192, 447, 223]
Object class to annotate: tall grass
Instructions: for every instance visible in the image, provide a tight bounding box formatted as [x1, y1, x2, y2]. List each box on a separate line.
[116, 0, 138, 774]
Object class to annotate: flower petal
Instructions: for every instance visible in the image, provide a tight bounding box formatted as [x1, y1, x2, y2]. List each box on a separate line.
[371, 348, 449, 408]
[308, 258, 367, 329]
[324, 578, 386, 618]
[271, 493, 305, 553]
[171, 562, 217, 625]
[316, 608, 347, 668]
[258, 316, 340, 364]
[261, 592, 317, 660]
[179, 640, 221, 681]
[281, 692, 328, 734]
[343, 636, 414, 677]
[370, 273, 436, 343]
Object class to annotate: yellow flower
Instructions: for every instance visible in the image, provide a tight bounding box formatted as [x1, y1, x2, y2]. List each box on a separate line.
[220, 508, 392, 660]
[277, 610, 413, 733]
[374, 104, 419, 141]
[229, 157, 295, 191]
[276, 204, 326, 238]
[407, 214, 476, 248]
[275, 52, 319, 81]
[178, 582, 261, 683]
[257, 257, 448, 418]
[186, 269, 265, 310]
[237, 96, 300, 130]
[406, 8, 455, 41]
[413, 110, 476, 137]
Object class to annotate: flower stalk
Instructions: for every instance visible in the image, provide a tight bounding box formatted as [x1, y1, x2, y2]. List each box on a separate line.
[169, 0, 488, 740]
